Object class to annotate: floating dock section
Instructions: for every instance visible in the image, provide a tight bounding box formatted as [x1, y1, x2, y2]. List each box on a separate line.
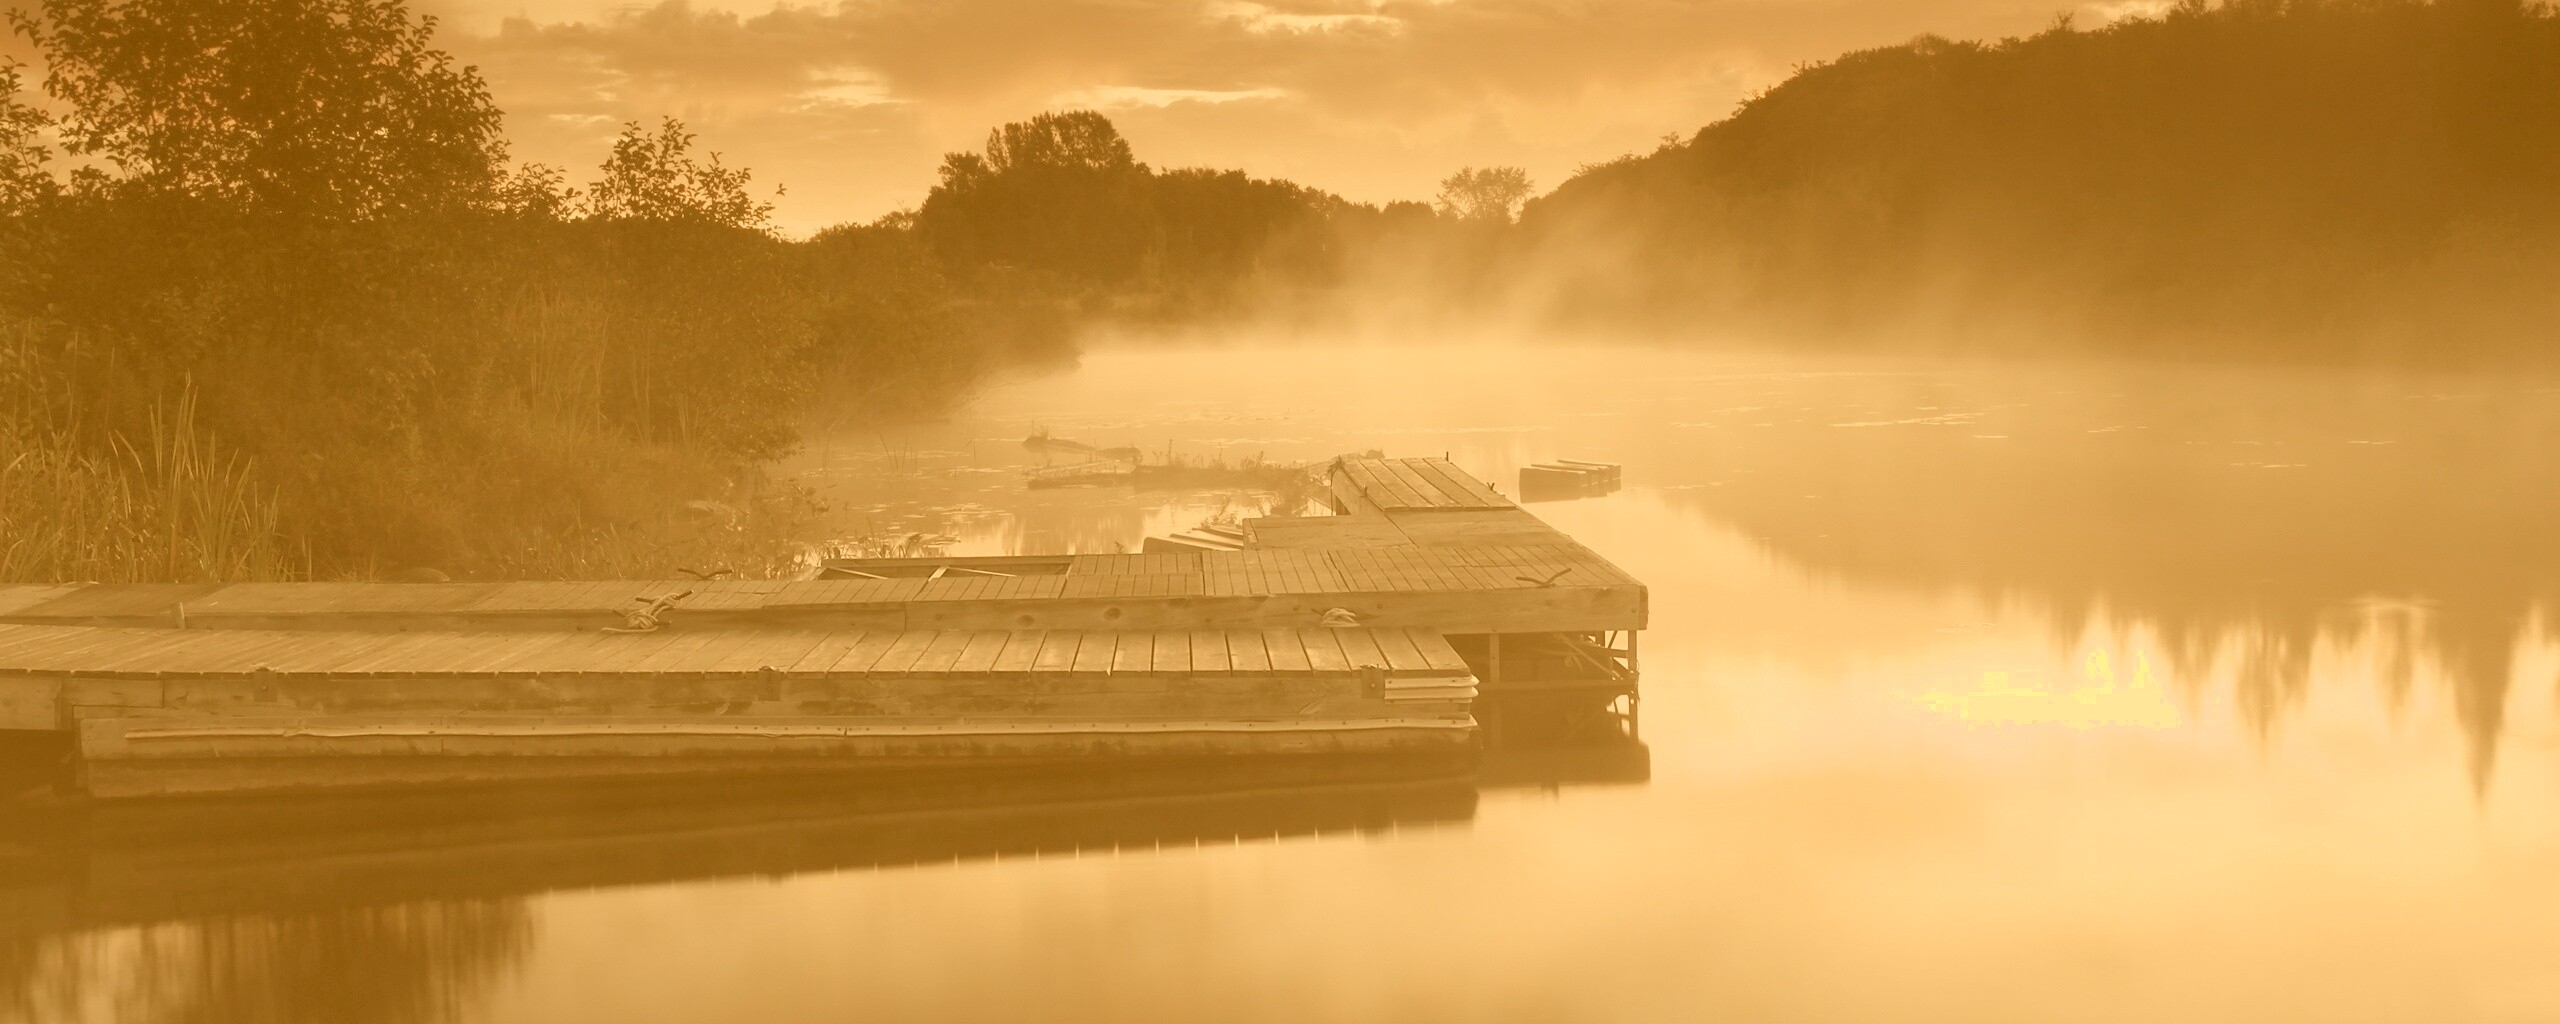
[0, 458, 1643, 798]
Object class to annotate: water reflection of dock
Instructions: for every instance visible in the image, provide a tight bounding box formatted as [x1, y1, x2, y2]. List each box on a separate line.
[0, 735, 1645, 936]
[0, 459, 1646, 799]
[0, 731, 1645, 1024]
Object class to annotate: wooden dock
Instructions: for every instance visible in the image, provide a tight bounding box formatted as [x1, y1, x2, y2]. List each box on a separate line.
[0, 459, 1644, 798]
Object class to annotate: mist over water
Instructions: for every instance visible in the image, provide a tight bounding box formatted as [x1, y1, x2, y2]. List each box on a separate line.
[16, 339, 2557, 1023]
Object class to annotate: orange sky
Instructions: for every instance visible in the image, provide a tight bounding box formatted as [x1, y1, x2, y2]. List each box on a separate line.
[14, 0, 2133, 233]
[433, 0, 2151, 232]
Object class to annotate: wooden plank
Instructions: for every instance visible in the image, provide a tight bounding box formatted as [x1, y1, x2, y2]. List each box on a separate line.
[573, 630, 691, 674]
[0, 627, 160, 669]
[1411, 629, 1472, 674]
[916, 577, 994, 603]
[1324, 549, 1372, 591]
[332, 633, 464, 674]
[1199, 552, 1253, 597]
[1072, 633, 1116, 675]
[0, 624, 85, 659]
[0, 585, 84, 617]
[52, 629, 213, 674]
[5, 583, 223, 620]
[1414, 458, 1509, 507]
[513, 630, 641, 672]
[1304, 551, 1349, 593]
[275, 627, 430, 675]
[1350, 459, 1396, 503]
[903, 631, 974, 675]
[1244, 515, 1414, 551]
[1337, 629, 1389, 671]
[1374, 461, 1430, 509]
[256, 631, 417, 674]
[1401, 458, 1471, 507]
[766, 577, 927, 608]
[485, 631, 616, 673]
[867, 631, 940, 676]
[1335, 460, 1379, 507]
[706, 631, 831, 673]
[1188, 630, 1229, 674]
[1372, 628, 1430, 675]
[412, 631, 541, 674]
[1067, 554, 1149, 576]
[0, 627, 113, 667]
[606, 629, 722, 675]
[459, 582, 572, 613]
[1301, 630, 1349, 673]
[784, 631, 873, 674]
[551, 582, 630, 612]
[992, 632, 1044, 675]
[665, 629, 768, 674]
[1407, 546, 1465, 591]
[1109, 633, 1153, 674]
[150, 630, 321, 674]
[22, 628, 186, 673]
[0, 675, 58, 730]
[1345, 460, 1411, 508]
[1032, 632, 1080, 674]
[952, 630, 1009, 674]
[1150, 631, 1190, 674]
[1261, 629, 1311, 672]
[1386, 460, 1454, 507]
[825, 631, 905, 675]
[1226, 630, 1270, 673]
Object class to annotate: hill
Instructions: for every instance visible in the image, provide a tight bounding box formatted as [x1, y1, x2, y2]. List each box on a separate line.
[1519, 0, 2560, 359]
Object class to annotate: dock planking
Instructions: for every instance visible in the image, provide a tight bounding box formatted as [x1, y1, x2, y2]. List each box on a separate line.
[0, 459, 1640, 660]
[0, 457, 1649, 799]
[0, 623, 1477, 682]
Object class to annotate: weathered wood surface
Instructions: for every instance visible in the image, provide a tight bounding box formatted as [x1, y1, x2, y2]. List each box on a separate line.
[0, 461, 1645, 635]
[74, 726, 1478, 799]
[0, 624, 1471, 680]
[1334, 458, 1512, 511]
[4, 619, 1482, 797]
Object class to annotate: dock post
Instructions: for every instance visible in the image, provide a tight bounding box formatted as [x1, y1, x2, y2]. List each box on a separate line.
[1626, 631, 1641, 737]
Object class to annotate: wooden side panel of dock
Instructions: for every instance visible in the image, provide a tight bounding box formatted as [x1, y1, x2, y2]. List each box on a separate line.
[0, 622, 1480, 798]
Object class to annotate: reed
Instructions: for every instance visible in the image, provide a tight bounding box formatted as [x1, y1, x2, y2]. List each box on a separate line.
[0, 320, 304, 584]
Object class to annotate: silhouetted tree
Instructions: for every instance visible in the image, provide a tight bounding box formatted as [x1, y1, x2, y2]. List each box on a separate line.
[0, 62, 51, 211]
[979, 110, 1137, 176]
[9, 0, 504, 217]
[494, 161, 576, 221]
[1436, 166, 1532, 222]
[920, 110, 1153, 285]
[585, 117, 772, 230]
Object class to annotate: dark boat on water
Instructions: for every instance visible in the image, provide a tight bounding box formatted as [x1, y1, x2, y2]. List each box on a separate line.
[1518, 459, 1622, 502]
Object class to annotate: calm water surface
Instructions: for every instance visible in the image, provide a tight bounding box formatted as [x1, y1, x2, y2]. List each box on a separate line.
[11, 342, 2560, 1022]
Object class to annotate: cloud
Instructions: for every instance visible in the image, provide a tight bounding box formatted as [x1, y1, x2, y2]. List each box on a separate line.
[430, 0, 2072, 232]
[1049, 86, 1293, 110]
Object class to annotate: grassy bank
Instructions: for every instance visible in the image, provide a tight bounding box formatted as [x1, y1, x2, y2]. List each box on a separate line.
[0, 2, 1074, 583]
[0, 319, 300, 583]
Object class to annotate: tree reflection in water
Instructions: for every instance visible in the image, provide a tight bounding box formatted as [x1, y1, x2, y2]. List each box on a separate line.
[1, 900, 530, 1024]
[1655, 363, 2560, 791]
[0, 748, 1538, 1024]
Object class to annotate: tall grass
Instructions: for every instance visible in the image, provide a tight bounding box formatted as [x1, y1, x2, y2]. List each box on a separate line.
[0, 319, 303, 584]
